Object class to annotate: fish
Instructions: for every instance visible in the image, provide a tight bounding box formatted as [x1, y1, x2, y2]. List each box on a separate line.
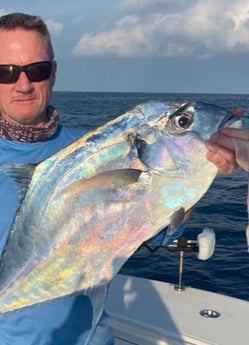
[0, 100, 242, 314]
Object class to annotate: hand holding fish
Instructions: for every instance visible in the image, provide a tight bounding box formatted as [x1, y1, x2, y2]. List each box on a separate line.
[206, 134, 238, 175]
[206, 108, 249, 250]
[221, 127, 249, 173]
[206, 108, 246, 174]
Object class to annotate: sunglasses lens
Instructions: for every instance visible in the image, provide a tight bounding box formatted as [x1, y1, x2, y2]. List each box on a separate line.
[27, 61, 52, 82]
[0, 65, 20, 84]
[0, 61, 53, 84]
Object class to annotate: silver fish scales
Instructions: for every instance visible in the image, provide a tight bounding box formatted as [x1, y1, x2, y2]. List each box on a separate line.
[0, 100, 242, 313]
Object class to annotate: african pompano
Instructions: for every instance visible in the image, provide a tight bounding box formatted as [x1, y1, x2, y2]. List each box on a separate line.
[0, 100, 242, 314]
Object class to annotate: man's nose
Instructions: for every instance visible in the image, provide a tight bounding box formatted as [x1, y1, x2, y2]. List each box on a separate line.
[14, 71, 33, 92]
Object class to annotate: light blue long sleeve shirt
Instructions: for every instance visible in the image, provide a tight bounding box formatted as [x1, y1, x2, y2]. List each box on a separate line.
[0, 125, 114, 345]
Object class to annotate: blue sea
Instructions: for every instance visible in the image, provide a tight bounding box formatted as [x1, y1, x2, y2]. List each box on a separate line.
[52, 91, 249, 302]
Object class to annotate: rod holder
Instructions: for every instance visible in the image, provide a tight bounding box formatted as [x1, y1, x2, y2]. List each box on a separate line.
[171, 237, 190, 291]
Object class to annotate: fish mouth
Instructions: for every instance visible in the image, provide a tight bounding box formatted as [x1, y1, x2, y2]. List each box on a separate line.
[228, 119, 243, 129]
[219, 113, 243, 130]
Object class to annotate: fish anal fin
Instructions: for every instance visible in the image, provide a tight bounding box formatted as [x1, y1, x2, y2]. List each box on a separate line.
[162, 207, 185, 245]
[169, 207, 185, 231]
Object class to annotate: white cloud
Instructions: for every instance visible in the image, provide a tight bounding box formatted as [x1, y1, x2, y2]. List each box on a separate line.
[120, 0, 188, 13]
[0, 8, 6, 16]
[73, 0, 249, 58]
[46, 19, 63, 38]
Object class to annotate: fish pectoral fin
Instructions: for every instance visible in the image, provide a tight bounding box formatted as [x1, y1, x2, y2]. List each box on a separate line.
[81, 168, 144, 191]
[47, 168, 148, 235]
[53, 168, 146, 201]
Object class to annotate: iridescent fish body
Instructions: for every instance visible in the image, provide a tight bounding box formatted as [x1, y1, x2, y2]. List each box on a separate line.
[0, 100, 242, 313]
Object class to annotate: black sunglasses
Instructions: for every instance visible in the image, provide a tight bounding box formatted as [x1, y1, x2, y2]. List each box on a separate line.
[0, 60, 53, 84]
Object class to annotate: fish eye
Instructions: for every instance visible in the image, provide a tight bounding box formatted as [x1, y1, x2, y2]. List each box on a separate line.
[174, 113, 193, 129]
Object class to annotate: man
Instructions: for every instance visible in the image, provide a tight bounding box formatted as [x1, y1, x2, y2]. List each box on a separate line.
[0, 12, 114, 345]
[0, 10, 246, 345]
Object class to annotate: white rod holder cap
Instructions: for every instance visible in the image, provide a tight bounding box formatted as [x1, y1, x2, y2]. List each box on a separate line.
[197, 227, 216, 260]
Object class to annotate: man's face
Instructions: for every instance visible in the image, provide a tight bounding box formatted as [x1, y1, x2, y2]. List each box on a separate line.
[0, 28, 56, 127]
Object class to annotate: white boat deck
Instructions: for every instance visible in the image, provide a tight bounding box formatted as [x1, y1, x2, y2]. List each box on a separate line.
[106, 274, 249, 345]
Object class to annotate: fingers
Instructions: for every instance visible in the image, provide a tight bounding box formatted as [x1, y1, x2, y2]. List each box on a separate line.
[206, 141, 238, 175]
[220, 128, 249, 141]
[208, 132, 236, 151]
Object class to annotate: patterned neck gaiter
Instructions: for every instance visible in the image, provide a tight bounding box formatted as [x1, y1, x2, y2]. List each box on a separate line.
[0, 106, 60, 142]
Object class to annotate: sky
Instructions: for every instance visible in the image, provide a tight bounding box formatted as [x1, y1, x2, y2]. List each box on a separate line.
[1, 0, 249, 94]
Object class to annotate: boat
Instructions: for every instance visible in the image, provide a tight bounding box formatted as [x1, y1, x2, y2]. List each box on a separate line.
[106, 231, 249, 345]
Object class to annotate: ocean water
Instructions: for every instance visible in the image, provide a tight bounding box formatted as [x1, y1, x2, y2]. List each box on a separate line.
[52, 91, 249, 301]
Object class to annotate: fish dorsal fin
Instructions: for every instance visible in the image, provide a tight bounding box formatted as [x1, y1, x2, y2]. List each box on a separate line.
[0, 163, 35, 205]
